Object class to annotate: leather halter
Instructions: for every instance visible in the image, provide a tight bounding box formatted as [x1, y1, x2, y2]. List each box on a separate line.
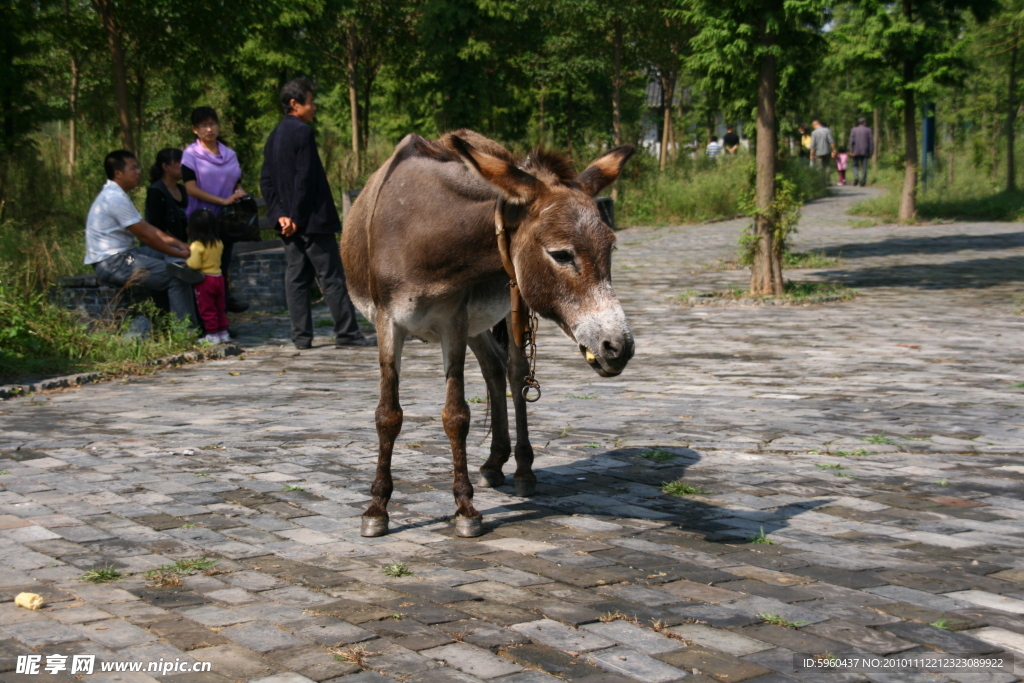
[494, 196, 541, 402]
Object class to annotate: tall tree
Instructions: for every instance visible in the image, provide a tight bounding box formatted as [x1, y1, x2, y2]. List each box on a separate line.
[832, 0, 996, 222]
[679, 0, 828, 296]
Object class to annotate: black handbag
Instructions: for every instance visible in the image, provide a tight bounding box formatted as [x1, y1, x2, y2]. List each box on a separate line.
[218, 194, 260, 242]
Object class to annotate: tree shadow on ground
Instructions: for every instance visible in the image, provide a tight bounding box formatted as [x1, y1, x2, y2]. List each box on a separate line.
[816, 255, 1024, 289]
[819, 231, 1024, 260]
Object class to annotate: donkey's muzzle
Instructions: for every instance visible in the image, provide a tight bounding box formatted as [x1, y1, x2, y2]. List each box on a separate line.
[579, 336, 634, 377]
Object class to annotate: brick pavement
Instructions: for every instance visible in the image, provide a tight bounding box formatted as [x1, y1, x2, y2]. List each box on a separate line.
[1, 186, 1024, 682]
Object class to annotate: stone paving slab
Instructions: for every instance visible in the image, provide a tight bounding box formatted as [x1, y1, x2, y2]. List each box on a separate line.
[2, 187, 1024, 681]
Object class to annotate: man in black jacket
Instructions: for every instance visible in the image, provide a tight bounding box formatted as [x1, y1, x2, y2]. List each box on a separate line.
[261, 78, 373, 349]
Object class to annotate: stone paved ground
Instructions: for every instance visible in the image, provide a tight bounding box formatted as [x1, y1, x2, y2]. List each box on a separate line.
[2, 185, 1024, 683]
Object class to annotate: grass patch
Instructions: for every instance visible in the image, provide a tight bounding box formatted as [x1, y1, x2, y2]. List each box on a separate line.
[683, 281, 857, 305]
[80, 566, 123, 584]
[566, 393, 597, 399]
[637, 449, 675, 463]
[382, 561, 412, 577]
[144, 557, 218, 587]
[467, 396, 486, 403]
[935, 478, 950, 487]
[618, 156, 826, 227]
[930, 617, 953, 630]
[759, 612, 808, 628]
[848, 218, 878, 228]
[862, 434, 895, 444]
[782, 251, 840, 268]
[833, 448, 872, 457]
[748, 527, 777, 545]
[815, 463, 848, 470]
[283, 485, 304, 491]
[661, 480, 710, 496]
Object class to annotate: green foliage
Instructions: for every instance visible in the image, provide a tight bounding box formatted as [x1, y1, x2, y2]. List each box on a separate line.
[80, 566, 123, 583]
[637, 449, 675, 462]
[382, 561, 412, 577]
[737, 160, 825, 265]
[758, 612, 808, 628]
[661, 480, 710, 496]
[748, 527, 777, 544]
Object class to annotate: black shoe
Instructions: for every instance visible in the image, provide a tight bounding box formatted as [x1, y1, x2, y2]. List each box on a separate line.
[167, 262, 205, 285]
[294, 340, 312, 350]
[335, 336, 376, 348]
[226, 296, 249, 313]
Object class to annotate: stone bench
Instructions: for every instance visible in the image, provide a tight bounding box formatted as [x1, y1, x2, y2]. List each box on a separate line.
[54, 274, 167, 319]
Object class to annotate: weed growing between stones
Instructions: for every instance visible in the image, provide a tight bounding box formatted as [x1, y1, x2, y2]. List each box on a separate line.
[759, 612, 808, 628]
[660, 481, 710, 496]
[863, 434, 895, 444]
[748, 527, 777, 545]
[382, 561, 412, 577]
[467, 396, 485, 403]
[283, 485, 304, 491]
[638, 449, 675, 463]
[180, 523, 197, 529]
[334, 645, 376, 665]
[834, 449, 873, 457]
[815, 463, 849, 470]
[681, 281, 857, 306]
[600, 610, 641, 624]
[935, 479, 950, 486]
[80, 566, 122, 584]
[566, 393, 597, 399]
[144, 557, 218, 587]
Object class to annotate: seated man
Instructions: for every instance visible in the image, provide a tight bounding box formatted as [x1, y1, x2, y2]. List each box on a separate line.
[85, 150, 200, 322]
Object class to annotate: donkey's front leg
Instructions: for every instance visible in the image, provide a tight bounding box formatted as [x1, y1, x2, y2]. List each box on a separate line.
[362, 317, 406, 537]
[507, 314, 537, 497]
[441, 310, 483, 537]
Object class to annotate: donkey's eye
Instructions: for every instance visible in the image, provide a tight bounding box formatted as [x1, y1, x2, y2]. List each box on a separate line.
[548, 249, 575, 265]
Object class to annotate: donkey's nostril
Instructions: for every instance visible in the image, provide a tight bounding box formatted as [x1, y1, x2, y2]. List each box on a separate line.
[602, 340, 620, 356]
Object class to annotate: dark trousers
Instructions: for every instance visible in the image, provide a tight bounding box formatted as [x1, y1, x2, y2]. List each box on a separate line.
[852, 155, 869, 186]
[93, 246, 195, 324]
[282, 232, 361, 345]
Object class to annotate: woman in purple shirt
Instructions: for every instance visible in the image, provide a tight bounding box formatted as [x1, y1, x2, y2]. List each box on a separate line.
[182, 106, 249, 312]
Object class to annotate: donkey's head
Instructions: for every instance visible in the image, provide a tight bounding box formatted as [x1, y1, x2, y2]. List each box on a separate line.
[452, 137, 635, 377]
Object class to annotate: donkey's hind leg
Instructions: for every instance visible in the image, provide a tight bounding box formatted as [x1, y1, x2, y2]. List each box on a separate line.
[507, 314, 537, 497]
[469, 330, 511, 489]
[361, 316, 406, 537]
[441, 309, 483, 537]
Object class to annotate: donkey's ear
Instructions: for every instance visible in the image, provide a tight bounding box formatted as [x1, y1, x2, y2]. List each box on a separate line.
[451, 135, 541, 204]
[573, 145, 635, 196]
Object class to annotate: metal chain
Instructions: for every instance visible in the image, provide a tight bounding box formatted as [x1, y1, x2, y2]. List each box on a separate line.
[521, 308, 541, 402]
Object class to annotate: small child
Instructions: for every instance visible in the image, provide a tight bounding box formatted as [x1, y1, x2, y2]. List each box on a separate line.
[185, 210, 229, 344]
[836, 146, 849, 186]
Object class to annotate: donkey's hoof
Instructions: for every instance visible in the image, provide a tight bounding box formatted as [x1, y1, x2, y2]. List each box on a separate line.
[454, 515, 483, 538]
[360, 516, 389, 537]
[514, 480, 537, 497]
[476, 470, 505, 488]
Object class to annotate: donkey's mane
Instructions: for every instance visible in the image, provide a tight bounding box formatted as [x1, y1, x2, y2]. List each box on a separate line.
[417, 130, 577, 187]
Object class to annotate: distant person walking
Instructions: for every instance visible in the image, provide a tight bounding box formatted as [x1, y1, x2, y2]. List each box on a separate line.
[182, 106, 249, 313]
[706, 136, 722, 158]
[260, 77, 373, 350]
[848, 117, 874, 187]
[798, 124, 812, 162]
[723, 126, 740, 155]
[811, 119, 836, 183]
[836, 146, 849, 186]
[85, 150, 196, 323]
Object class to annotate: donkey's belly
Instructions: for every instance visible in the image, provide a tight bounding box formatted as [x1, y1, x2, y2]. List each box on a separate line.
[394, 287, 508, 342]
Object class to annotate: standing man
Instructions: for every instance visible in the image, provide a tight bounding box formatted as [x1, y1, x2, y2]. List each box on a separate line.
[85, 150, 199, 323]
[261, 77, 374, 350]
[811, 119, 837, 184]
[848, 117, 874, 187]
[723, 125, 741, 155]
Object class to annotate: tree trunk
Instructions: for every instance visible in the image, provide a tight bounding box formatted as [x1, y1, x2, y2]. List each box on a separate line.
[566, 81, 574, 156]
[899, 59, 917, 222]
[872, 107, 880, 170]
[750, 36, 780, 296]
[346, 27, 360, 177]
[91, 0, 134, 152]
[133, 70, 145, 162]
[68, 55, 79, 174]
[361, 72, 374, 154]
[611, 17, 622, 202]
[659, 75, 674, 172]
[1008, 36, 1018, 192]
[539, 87, 545, 146]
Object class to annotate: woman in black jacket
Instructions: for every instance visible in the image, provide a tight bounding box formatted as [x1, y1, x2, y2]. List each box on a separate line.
[145, 148, 188, 242]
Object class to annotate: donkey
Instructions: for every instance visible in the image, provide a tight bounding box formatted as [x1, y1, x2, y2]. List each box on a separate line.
[340, 130, 635, 537]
